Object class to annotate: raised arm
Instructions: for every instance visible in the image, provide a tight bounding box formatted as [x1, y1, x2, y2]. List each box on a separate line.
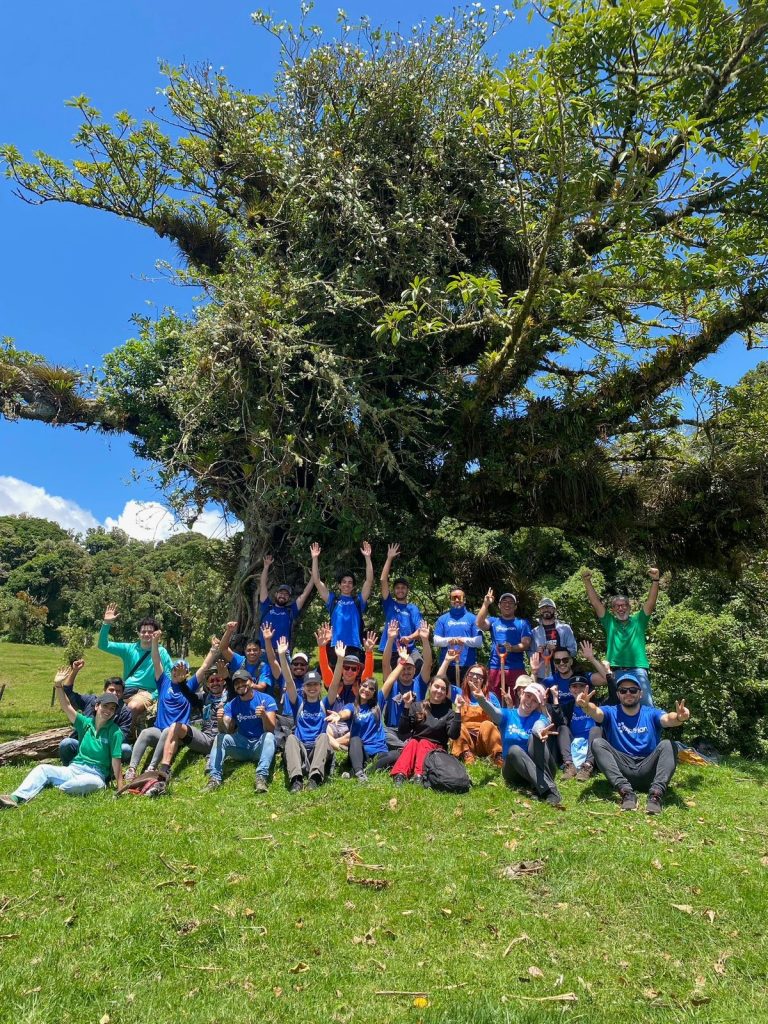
[295, 574, 315, 612]
[316, 622, 333, 685]
[259, 554, 273, 603]
[219, 620, 239, 663]
[379, 542, 400, 601]
[660, 699, 690, 729]
[53, 667, 78, 725]
[575, 687, 604, 724]
[150, 629, 164, 680]
[578, 640, 607, 687]
[260, 624, 282, 681]
[325, 641, 347, 703]
[277, 637, 297, 704]
[360, 541, 374, 603]
[382, 656, 405, 699]
[582, 570, 606, 619]
[310, 542, 330, 602]
[644, 567, 661, 616]
[476, 588, 494, 631]
[381, 619, 399, 686]
[196, 639, 222, 680]
[467, 674, 502, 726]
[417, 621, 433, 682]
[97, 603, 126, 654]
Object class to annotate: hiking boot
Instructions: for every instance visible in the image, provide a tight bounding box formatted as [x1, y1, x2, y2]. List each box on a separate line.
[355, 771, 369, 785]
[410, 774, 424, 786]
[254, 775, 269, 794]
[0, 794, 18, 808]
[646, 788, 664, 815]
[204, 777, 221, 792]
[575, 762, 594, 782]
[620, 787, 638, 811]
[544, 788, 564, 808]
[393, 774, 407, 787]
[306, 777, 320, 792]
[289, 778, 303, 794]
[462, 753, 477, 767]
[561, 763, 577, 781]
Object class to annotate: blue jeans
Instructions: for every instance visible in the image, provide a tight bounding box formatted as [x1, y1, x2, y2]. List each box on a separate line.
[208, 732, 276, 782]
[13, 762, 106, 801]
[59, 737, 132, 765]
[613, 667, 653, 707]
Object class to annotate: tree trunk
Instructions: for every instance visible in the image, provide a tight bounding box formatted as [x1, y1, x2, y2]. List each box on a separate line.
[0, 726, 71, 765]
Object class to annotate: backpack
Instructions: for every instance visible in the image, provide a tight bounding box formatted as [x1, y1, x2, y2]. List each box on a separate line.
[423, 750, 472, 793]
[116, 770, 168, 797]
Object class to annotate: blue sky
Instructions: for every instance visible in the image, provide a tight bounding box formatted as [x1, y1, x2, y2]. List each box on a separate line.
[1, 2, 764, 541]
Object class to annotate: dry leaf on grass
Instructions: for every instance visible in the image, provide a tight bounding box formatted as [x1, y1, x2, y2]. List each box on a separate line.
[290, 962, 310, 974]
[671, 904, 694, 914]
[346, 875, 391, 890]
[177, 919, 200, 935]
[99, 1016, 110, 1024]
[503, 933, 530, 956]
[714, 952, 731, 976]
[528, 966, 544, 978]
[704, 909, 716, 923]
[509, 993, 577, 1003]
[651, 858, 663, 870]
[388, 798, 398, 811]
[352, 932, 376, 946]
[500, 859, 546, 880]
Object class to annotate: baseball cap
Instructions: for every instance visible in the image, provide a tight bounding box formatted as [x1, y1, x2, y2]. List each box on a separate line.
[291, 651, 309, 663]
[276, 583, 292, 595]
[172, 658, 189, 670]
[302, 670, 322, 685]
[399, 654, 415, 666]
[499, 592, 517, 602]
[523, 683, 547, 702]
[392, 576, 410, 587]
[232, 669, 253, 683]
[616, 671, 640, 686]
[569, 673, 591, 686]
[95, 692, 120, 707]
[342, 655, 362, 666]
[538, 598, 556, 609]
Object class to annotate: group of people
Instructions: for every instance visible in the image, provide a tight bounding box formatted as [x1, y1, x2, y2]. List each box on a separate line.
[0, 543, 691, 816]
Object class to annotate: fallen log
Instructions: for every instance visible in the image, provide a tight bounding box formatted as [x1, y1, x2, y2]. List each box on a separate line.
[0, 727, 71, 765]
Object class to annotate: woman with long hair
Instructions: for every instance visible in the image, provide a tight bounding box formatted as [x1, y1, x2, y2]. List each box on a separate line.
[449, 655, 503, 767]
[390, 673, 461, 786]
[329, 676, 395, 783]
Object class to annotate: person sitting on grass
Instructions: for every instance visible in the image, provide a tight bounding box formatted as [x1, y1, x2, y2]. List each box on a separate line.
[535, 644, 607, 700]
[327, 670, 393, 784]
[0, 668, 123, 808]
[379, 621, 432, 750]
[547, 674, 600, 782]
[123, 630, 200, 784]
[129, 636, 228, 789]
[58, 660, 133, 765]
[97, 603, 173, 735]
[390, 675, 461, 787]
[448, 654, 503, 767]
[276, 637, 333, 792]
[469, 676, 563, 807]
[575, 674, 690, 814]
[206, 669, 277, 793]
[323, 633, 378, 755]
[311, 540, 375, 659]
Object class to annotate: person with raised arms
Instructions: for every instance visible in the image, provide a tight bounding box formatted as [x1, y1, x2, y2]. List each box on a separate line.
[379, 620, 433, 750]
[575, 674, 690, 814]
[97, 603, 173, 734]
[258, 553, 315, 651]
[582, 567, 661, 706]
[206, 668, 277, 793]
[546, 672, 600, 782]
[530, 598, 577, 679]
[0, 667, 124, 807]
[275, 636, 333, 792]
[537, 642, 607, 701]
[218, 621, 275, 694]
[476, 589, 532, 698]
[379, 543, 424, 669]
[469, 675, 563, 806]
[326, 645, 392, 783]
[57, 660, 133, 766]
[310, 540, 374, 659]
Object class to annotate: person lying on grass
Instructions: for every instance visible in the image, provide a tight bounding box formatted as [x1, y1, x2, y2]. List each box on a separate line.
[276, 636, 333, 792]
[449, 655, 503, 768]
[57, 660, 133, 766]
[390, 668, 461, 787]
[205, 669, 277, 793]
[0, 668, 123, 808]
[576, 674, 690, 814]
[469, 675, 563, 807]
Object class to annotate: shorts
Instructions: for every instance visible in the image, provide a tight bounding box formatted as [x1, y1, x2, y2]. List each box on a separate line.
[181, 725, 215, 755]
[125, 689, 157, 714]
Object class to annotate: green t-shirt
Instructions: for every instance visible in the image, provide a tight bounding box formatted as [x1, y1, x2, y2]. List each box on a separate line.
[72, 712, 123, 777]
[97, 624, 172, 698]
[598, 609, 650, 669]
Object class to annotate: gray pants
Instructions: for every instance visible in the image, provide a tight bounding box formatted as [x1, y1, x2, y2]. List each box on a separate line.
[385, 726, 405, 751]
[502, 736, 560, 801]
[284, 734, 332, 783]
[147, 725, 214, 770]
[592, 737, 677, 795]
[129, 727, 162, 771]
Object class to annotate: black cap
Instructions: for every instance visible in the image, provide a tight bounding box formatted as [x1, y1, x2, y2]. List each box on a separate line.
[232, 669, 253, 683]
[569, 674, 590, 686]
[392, 576, 410, 588]
[303, 670, 322, 685]
[276, 583, 292, 595]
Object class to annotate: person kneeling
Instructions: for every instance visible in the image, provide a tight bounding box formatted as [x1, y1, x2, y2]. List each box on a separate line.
[575, 673, 690, 814]
[1, 669, 123, 807]
[470, 676, 562, 807]
[391, 676, 461, 787]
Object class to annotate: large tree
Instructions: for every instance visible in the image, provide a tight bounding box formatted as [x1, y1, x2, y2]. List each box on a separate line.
[3, 1, 768, 626]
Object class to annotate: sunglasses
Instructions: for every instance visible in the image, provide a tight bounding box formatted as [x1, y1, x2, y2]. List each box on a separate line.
[342, 664, 360, 671]
[617, 687, 641, 695]
[553, 657, 571, 664]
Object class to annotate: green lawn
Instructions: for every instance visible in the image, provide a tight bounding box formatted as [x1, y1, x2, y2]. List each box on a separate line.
[1, 642, 767, 1024]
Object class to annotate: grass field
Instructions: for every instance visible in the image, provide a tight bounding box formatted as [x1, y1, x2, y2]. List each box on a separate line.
[1, 642, 767, 1024]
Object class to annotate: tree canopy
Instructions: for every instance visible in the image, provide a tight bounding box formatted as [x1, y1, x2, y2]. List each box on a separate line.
[3, 0, 768, 624]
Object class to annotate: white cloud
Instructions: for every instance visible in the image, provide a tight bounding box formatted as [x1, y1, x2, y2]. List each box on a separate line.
[0, 476, 100, 534]
[0, 476, 242, 543]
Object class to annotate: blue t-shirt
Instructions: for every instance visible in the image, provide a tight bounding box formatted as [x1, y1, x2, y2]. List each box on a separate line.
[566, 701, 595, 741]
[155, 671, 195, 730]
[348, 702, 387, 756]
[287, 696, 328, 746]
[488, 616, 532, 670]
[543, 670, 594, 700]
[259, 598, 300, 646]
[435, 608, 481, 667]
[225, 692, 279, 741]
[379, 596, 422, 653]
[498, 707, 548, 758]
[228, 653, 276, 694]
[327, 593, 367, 647]
[377, 678, 426, 728]
[600, 704, 665, 757]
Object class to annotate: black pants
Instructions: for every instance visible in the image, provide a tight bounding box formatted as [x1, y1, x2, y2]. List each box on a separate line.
[502, 736, 560, 800]
[559, 724, 601, 766]
[348, 736, 399, 774]
[592, 737, 677, 795]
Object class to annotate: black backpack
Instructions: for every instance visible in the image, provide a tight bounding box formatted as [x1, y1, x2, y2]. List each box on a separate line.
[423, 750, 471, 793]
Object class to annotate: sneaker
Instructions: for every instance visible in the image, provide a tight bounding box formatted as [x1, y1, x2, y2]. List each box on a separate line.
[575, 762, 594, 782]
[410, 774, 424, 785]
[646, 788, 664, 815]
[355, 771, 369, 785]
[0, 794, 18, 808]
[254, 775, 269, 794]
[123, 767, 136, 784]
[544, 789, 564, 807]
[620, 787, 638, 811]
[561, 763, 577, 781]
[289, 778, 303, 794]
[204, 777, 221, 792]
[393, 774, 406, 787]
[306, 777, 320, 792]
